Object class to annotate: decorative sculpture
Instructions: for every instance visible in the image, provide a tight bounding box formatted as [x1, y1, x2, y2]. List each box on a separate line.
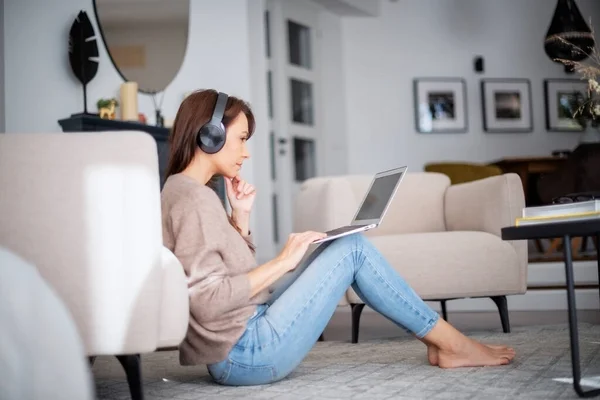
[68, 10, 99, 115]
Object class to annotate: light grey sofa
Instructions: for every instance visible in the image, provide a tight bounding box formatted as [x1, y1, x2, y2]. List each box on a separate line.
[293, 171, 527, 342]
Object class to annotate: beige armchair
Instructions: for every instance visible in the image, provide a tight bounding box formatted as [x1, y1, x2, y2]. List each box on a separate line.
[0, 131, 189, 399]
[293, 171, 527, 343]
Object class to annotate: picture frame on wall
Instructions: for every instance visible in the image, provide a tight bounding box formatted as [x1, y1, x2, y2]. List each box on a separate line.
[481, 79, 532, 133]
[544, 79, 588, 132]
[413, 78, 467, 133]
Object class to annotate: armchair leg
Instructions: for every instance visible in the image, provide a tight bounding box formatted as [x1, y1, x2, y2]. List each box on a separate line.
[116, 354, 144, 400]
[350, 303, 365, 344]
[440, 300, 448, 321]
[490, 296, 510, 333]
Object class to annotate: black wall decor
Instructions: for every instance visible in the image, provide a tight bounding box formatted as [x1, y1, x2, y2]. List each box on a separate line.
[474, 56, 484, 73]
[544, 0, 595, 73]
[68, 10, 99, 116]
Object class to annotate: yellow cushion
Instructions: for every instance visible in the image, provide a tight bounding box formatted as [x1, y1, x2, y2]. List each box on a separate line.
[424, 162, 502, 185]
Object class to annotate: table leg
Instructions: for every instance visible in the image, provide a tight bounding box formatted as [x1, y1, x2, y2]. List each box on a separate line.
[563, 234, 600, 398]
[596, 235, 599, 307]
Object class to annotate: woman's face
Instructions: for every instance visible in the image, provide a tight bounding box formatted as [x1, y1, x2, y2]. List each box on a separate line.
[212, 112, 250, 178]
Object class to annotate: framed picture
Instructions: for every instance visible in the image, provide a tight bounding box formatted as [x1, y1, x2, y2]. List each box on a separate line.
[544, 79, 588, 131]
[481, 79, 532, 132]
[413, 78, 467, 133]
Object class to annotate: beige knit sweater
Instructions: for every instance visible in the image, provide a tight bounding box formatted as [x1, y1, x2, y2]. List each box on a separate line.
[161, 173, 269, 365]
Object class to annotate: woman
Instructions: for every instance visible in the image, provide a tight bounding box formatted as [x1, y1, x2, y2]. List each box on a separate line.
[161, 89, 516, 386]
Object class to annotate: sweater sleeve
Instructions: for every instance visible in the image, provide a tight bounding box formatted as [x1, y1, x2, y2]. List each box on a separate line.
[169, 198, 252, 323]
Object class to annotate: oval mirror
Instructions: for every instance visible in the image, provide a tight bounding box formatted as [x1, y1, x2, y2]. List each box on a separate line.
[92, 0, 190, 94]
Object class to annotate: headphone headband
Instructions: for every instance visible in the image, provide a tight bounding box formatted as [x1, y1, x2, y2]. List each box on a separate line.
[212, 92, 228, 123]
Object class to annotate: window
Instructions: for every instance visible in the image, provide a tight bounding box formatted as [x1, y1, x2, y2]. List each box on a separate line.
[267, 71, 274, 118]
[272, 193, 279, 243]
[288, 20, 311, 68]
[290, 78, 314, 125]
[293, 137, 316, 181]
[264, 10, 271, 58]
[269, 132, 276, 180]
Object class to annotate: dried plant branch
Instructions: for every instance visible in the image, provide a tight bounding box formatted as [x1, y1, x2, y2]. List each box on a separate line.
[551, 23, 600, 127]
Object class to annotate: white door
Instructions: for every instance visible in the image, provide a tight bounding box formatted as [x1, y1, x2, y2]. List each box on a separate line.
[265, 0, 321, 250]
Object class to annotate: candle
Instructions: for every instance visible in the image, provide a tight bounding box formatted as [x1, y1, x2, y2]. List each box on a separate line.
[120, 82, 138, 121]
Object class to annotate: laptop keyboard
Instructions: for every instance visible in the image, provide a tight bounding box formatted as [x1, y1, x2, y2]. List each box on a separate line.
[325, 225, 368, 236]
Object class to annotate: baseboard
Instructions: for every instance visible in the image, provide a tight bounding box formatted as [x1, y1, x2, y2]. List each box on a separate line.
[336, 258, 598, 312]
[339, 289, 599, 312]
[528, 260, 598, 287]
[427, 289, 598, 312]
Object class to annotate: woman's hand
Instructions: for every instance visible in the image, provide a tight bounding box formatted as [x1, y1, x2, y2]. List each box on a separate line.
[225, 175, 256, 214]
[276, 231, 328, 271]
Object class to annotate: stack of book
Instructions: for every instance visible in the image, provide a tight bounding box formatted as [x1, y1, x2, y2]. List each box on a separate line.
[516, 200, 600, 226]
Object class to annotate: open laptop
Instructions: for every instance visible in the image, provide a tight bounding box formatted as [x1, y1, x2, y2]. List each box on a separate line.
[312, 166, 407, 244]
[267, 166, 407, 303]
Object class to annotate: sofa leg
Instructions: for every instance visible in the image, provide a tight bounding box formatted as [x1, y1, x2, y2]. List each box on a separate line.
[318, 333, 325, 342]
[490, 296, 510, 333]
[351, 303, 365, 344]
[116, 354, 144, 400]
[440, 300, 448, 321]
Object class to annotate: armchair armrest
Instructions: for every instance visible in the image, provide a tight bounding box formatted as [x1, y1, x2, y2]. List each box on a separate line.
[157, 246, 189, 349]
[445, 173, 527, 268]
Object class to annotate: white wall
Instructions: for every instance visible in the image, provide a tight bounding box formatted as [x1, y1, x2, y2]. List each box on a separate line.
[4, 0, 275, 259]
[341, 0, 600, 174]
[318, 8, 348, 176]
[246, 0, 275, 262]
[0, 0, 4, 132]
[4, 0, 255, 131]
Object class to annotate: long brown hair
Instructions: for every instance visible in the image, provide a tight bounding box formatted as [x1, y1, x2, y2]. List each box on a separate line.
[166, 89, 256, 252]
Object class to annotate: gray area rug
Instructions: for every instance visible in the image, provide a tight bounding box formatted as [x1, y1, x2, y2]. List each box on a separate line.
[93, 323, 600, 399]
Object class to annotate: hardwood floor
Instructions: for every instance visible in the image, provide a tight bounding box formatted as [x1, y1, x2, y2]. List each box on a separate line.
[321, 309, 600, 342]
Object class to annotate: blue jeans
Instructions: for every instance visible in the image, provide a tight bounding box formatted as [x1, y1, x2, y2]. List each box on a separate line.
[207, 234, 440, 386]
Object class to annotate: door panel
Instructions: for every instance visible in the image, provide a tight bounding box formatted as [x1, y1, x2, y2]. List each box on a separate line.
[266, 0, 321, 250]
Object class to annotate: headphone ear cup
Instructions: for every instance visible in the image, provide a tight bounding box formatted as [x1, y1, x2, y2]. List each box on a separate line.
[197, 122, 226, 154]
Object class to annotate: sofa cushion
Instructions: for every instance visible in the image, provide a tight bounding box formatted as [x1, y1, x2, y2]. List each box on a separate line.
[368, 172, 450, 236]
[345, 231, 524, 303]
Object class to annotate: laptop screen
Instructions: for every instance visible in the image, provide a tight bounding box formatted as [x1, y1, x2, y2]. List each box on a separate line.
[354, 171, 403, 221]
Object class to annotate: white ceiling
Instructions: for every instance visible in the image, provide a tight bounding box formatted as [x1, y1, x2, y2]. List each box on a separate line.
[94, 0, 190, 26]
[310, 0, 380, 17]
[94, 0, 380, 27]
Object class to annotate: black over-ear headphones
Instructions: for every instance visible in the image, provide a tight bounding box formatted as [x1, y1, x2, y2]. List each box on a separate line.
[196, 91, 229, 154]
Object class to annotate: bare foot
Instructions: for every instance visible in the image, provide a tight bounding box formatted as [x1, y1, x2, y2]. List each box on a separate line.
[428, 343, 514, 367]
[427, 344, 439, 366]
[437, 338, 515, 368]
[421, 318, 516, 368]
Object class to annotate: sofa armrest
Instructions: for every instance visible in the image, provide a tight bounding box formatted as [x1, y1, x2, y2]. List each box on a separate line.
[445, 173, 523, 235]
[445, 173, 527, 269]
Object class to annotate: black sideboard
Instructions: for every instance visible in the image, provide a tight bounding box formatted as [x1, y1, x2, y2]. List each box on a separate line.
[58, 114, 171, 187]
